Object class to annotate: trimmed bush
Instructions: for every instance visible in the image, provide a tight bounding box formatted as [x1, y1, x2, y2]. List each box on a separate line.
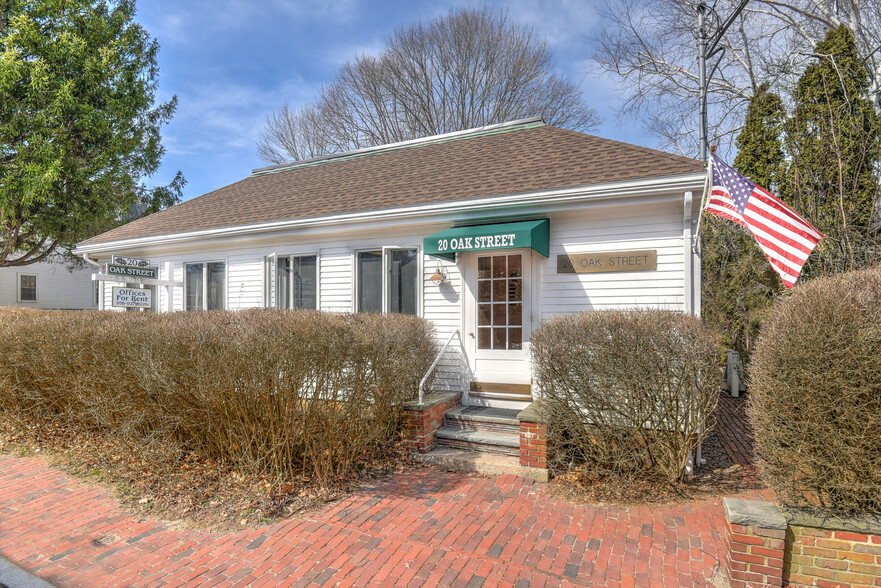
[532, 309, 720, 483]
[749, 267, 881, 514]
[0, 308, 437, 486]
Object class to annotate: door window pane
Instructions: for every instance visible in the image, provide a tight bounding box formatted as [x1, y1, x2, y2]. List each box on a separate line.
[277, 257, 291, 309]
[477, 281, 491, 302]
[388, 248, 417, 315]
[185, 263, 203, 310]
[477, 257, 491, 279]
[492, 256, 506, 278]
[293, 255, 317, 310]
[478, 304, 491, 326]
[358, 251, 382, 313]
[19, 275, 37, 301]
[478, 328, 491, 349]
[207, 262, 226, 310]
[476, 254, 524, 350]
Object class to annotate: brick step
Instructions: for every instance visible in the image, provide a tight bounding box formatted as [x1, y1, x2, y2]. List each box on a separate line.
[443, 405, 520, 435]
[435, 427, 520, 458]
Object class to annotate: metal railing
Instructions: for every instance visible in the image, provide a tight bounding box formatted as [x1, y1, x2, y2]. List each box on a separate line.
[418, 329, 460, 405]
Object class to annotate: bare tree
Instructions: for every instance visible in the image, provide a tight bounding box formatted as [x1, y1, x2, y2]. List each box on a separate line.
[258, 7, 601, 164]
[594, 0, 881, 156]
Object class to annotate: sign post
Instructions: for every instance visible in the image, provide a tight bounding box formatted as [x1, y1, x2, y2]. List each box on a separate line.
[91, 255, 182, 311]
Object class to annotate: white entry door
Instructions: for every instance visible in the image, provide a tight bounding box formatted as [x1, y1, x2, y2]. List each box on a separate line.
[463, 250, 533, 385]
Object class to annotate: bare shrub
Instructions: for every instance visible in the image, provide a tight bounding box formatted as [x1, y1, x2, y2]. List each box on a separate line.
[532, 309, 720, 483]
[749, 267, 881, 514]
[0, 308, 436, 487]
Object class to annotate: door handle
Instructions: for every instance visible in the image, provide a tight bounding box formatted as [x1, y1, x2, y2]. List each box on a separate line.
[469, 332, 474, 338]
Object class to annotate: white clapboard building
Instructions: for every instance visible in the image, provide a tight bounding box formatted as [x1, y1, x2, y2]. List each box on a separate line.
[74, 118, 705, 408]
[0, 254, 99, 310]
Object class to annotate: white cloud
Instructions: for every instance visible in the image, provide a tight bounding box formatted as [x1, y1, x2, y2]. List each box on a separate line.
[505, 0, 603, 46]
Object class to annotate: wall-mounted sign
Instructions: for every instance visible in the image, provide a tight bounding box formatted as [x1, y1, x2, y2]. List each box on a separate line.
[112, 286, 152, 308]
[112, 255, 151, 268]
[107, 263, 158, 279]
[557, 250, 657, 274]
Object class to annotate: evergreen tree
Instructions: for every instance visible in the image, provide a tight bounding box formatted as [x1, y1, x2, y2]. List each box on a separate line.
[785, 25, 881, 275]
[0, 0, 183, 267]
[702, 84, 787, 357]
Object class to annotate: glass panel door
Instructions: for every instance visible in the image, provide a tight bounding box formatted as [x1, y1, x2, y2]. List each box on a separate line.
[476, 253, 523, 350]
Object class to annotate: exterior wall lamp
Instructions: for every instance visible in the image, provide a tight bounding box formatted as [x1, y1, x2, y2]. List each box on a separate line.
[429, 265, 448, 284]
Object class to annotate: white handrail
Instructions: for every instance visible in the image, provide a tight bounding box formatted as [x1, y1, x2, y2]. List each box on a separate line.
[418, 329, 460, 405]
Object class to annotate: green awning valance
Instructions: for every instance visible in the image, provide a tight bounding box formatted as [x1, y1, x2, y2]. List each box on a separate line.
[424, 219, 550, 261]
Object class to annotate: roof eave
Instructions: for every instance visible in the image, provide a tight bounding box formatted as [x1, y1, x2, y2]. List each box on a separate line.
[74, 171, 706, 255]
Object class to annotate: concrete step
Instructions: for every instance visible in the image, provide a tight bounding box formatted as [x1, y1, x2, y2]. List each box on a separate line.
[444, 405, 520, 435]
[435, 427, 520, 458]
[413, 447, 548, 483]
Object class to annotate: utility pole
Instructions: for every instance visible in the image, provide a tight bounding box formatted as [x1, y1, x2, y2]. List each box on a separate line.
[696, 0, 751, 161]
[698, 3, 708, 162]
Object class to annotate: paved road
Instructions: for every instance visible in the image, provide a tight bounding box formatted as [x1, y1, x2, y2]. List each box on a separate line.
[0, 555, 54, 588]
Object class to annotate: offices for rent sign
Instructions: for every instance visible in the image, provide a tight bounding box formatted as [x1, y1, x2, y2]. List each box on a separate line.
[111, 286, 152, 308]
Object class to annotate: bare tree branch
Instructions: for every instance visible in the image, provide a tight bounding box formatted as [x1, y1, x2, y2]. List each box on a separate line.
[594, 0, 881, 155]
[258, 7, 601, 164]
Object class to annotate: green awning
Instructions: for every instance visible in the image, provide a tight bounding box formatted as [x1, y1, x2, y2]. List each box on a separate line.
[424, 219, 550, 261]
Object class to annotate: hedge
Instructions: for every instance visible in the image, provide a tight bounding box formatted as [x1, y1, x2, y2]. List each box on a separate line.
[0, 308, 437, 486]
[532, 309, 720, 483]
[749, 267, 881, 514]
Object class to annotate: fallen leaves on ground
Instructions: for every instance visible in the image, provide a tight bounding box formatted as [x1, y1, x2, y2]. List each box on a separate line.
[0, 413, 415, 530]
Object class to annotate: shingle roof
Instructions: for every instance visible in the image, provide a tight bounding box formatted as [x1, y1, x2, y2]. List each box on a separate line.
[80, 121, 704, 246]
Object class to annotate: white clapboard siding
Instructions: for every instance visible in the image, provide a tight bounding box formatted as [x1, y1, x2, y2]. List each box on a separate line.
[318, 247, 353, 312]
[422, 255, 465, 393]
[0, 260, 98, 310]
[227, 253, 264, 310]
[540, 206, 687, 318]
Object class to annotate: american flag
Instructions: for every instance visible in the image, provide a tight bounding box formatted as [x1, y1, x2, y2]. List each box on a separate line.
[705, 153, 824, 289]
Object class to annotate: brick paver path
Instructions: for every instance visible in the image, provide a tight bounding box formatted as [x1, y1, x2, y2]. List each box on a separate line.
[0, 394, 767, 587]
[715, 392, 755, 467]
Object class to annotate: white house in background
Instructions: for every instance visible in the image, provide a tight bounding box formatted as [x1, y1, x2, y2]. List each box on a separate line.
[73, 118, 706, 409]
[0, 255, 99, 310]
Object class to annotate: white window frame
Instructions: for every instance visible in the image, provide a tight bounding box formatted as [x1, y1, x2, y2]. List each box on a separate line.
[184, 259, 228, 311]
[354, 246, 421, 316]
[17, 273, 38, 303]
[274, 252, 319, 310]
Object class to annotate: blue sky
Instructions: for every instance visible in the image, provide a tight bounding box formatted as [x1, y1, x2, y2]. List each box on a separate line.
[137, 0, 653, 202]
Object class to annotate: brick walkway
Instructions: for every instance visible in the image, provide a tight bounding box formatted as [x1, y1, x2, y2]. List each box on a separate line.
[715, 392, 755, 467]
[0, 397, 765, 588]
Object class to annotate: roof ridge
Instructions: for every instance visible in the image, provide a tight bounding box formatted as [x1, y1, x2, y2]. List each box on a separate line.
[546, 126, 702, 166]
[250, 117, 545, 177]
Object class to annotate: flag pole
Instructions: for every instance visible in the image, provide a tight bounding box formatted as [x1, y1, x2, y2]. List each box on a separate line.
[692, 148, 714, 250]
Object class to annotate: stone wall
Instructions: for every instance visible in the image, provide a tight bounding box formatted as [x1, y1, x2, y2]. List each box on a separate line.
[401, 392, 461, 453]
[723, 498, 881, 588]
[785, 522, 881, 587]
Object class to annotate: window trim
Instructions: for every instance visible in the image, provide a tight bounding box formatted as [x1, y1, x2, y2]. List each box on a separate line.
[353, 246, 421, 316]
[183, 259, 228, 311]
[17, 273, 38, 303]
[274, 252, 319, 310]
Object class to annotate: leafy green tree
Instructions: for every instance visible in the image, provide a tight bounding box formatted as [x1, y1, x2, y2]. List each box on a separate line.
[0, 0, 183, 267]
[785, 25, 881, 275]
[702, 84, 787, 357]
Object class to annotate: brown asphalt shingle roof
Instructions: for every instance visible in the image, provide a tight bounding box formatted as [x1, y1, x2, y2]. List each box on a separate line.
[80, 123, 705, 246]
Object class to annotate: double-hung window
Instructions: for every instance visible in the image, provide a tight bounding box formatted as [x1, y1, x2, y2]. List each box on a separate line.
[185, 262, 226, 310]
[276, 254, 317, 309]
[18, 274, 37, 302]
[356, 248, 418, 315]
